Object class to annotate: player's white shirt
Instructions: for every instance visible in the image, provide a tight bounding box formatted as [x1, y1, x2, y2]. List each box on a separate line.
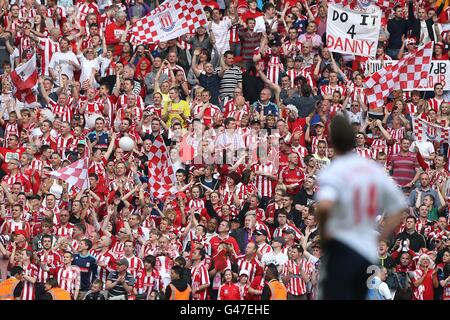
[316, 153, 406, 263]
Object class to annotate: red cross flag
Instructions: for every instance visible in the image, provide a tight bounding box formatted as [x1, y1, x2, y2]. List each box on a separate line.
[131, 0, 207, 44]
[364, 42, 433, 109]
[49, 157, 90, 191]
[147, 135, 177, 199]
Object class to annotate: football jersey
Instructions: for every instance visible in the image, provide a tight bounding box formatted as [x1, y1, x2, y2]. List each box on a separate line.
[316, 153, 406, 262]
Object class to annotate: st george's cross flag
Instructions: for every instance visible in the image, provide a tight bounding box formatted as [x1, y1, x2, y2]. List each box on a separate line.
[131, 0, 208, 44]
[49, 157, 90, 191]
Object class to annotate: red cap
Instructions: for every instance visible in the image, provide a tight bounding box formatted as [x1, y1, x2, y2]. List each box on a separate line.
[13, 230, 28, 238]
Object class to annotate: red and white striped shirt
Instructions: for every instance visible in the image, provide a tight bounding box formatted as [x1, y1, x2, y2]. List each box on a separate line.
[320, 83, 346, 97]
[3, 122, 20, 147]
[21, 263, 38, 300]
[38, 38, 60, 77]
[111, 241, 126, 259]
[355, 147, 374, 160]
[282, 258, 314, 296]
[286, 68, 314, 88]
[251, 162, 275, 197]
[91, 249, 117, 289]
[54, 265, 81, 296]
[49, 98, 74, 123]
[236, 255, 263, 283]
[428, 97, 446, 112]
[122, 256, 144, 279]
[266, 55, 283, 85]
[283, 40, 302, 57]
[136, 269, 163, 295]
[55, 223, 74, 238]
[192, 104, 222, 127]
[56, 135, 75, 157]
[273, 224, 303, 240]
[36, 250, 62, 283]
[257, 242, 273, 258]
[191, 263, 210, 300]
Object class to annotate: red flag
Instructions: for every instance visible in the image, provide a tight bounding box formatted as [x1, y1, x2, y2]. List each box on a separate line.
[49, 157, 90, 191]
[10, 54, 38, 91]
[147, 135, 177, 199]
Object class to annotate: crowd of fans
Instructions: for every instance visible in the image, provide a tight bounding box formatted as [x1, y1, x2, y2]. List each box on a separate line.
[0, 0, 449, 301]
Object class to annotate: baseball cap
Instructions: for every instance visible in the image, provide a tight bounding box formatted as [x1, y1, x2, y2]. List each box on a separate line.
[13, 230, 27, 238]
[282, 228, 296, 236]
[314, 121, 325, 127]
[255, 229, 268, 237]
[435, 42, 445, 49]
[77, 140, 86, 146]
[239, 269, 249, 277]
[117, 258, 129, 267]
[272, 237, 285, 246]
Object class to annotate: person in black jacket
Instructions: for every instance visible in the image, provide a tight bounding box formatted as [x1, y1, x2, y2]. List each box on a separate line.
[387, 5, 409, 58]
[393, 216, 427, 252]
[407, 0, 445, 46]
[164, 266, 192, 300]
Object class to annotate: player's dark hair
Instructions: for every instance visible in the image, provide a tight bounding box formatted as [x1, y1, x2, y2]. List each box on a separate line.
[330, 115, 355, 154]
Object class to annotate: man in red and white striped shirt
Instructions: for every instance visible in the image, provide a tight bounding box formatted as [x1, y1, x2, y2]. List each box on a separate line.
[255, 229, 272, 260]
[235, 242, 263, 283]
[91, 236, 117, 289]
[20, 250, 39, 300]
[320, 71, 346, 100]
[427, 83, 446, 112]
[251, 156, 277, 200]
[136, 255, 163, 297]
[120, 240, 144, 280]
[30, 27, 61, 77]
[354, 132, 374, 159]
[282, 245, 314, 300]
[51, 251, 81, 299]
[34, 234, 62, 297]
[190, 248, 210, 300]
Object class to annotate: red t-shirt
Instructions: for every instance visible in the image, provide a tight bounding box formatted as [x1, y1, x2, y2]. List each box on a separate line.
[0, 147, 26, 173]
[218, 283, 241, 300]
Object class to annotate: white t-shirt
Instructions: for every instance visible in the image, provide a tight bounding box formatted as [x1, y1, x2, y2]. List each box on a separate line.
[211, 19, 232, 55]
[410, 140, 435, 167]
[77, 54, 101, 86]
[48, 51, 80, 86]
[316, 153, 406, 262]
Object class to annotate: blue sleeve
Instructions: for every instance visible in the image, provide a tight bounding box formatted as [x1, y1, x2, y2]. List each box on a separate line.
[91, 256, 98, 280]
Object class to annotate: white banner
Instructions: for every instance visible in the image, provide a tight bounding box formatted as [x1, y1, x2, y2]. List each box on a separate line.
[364, 60, 395, 76]
[415, 60, 450, 91]
[326, 3, 381, 58]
